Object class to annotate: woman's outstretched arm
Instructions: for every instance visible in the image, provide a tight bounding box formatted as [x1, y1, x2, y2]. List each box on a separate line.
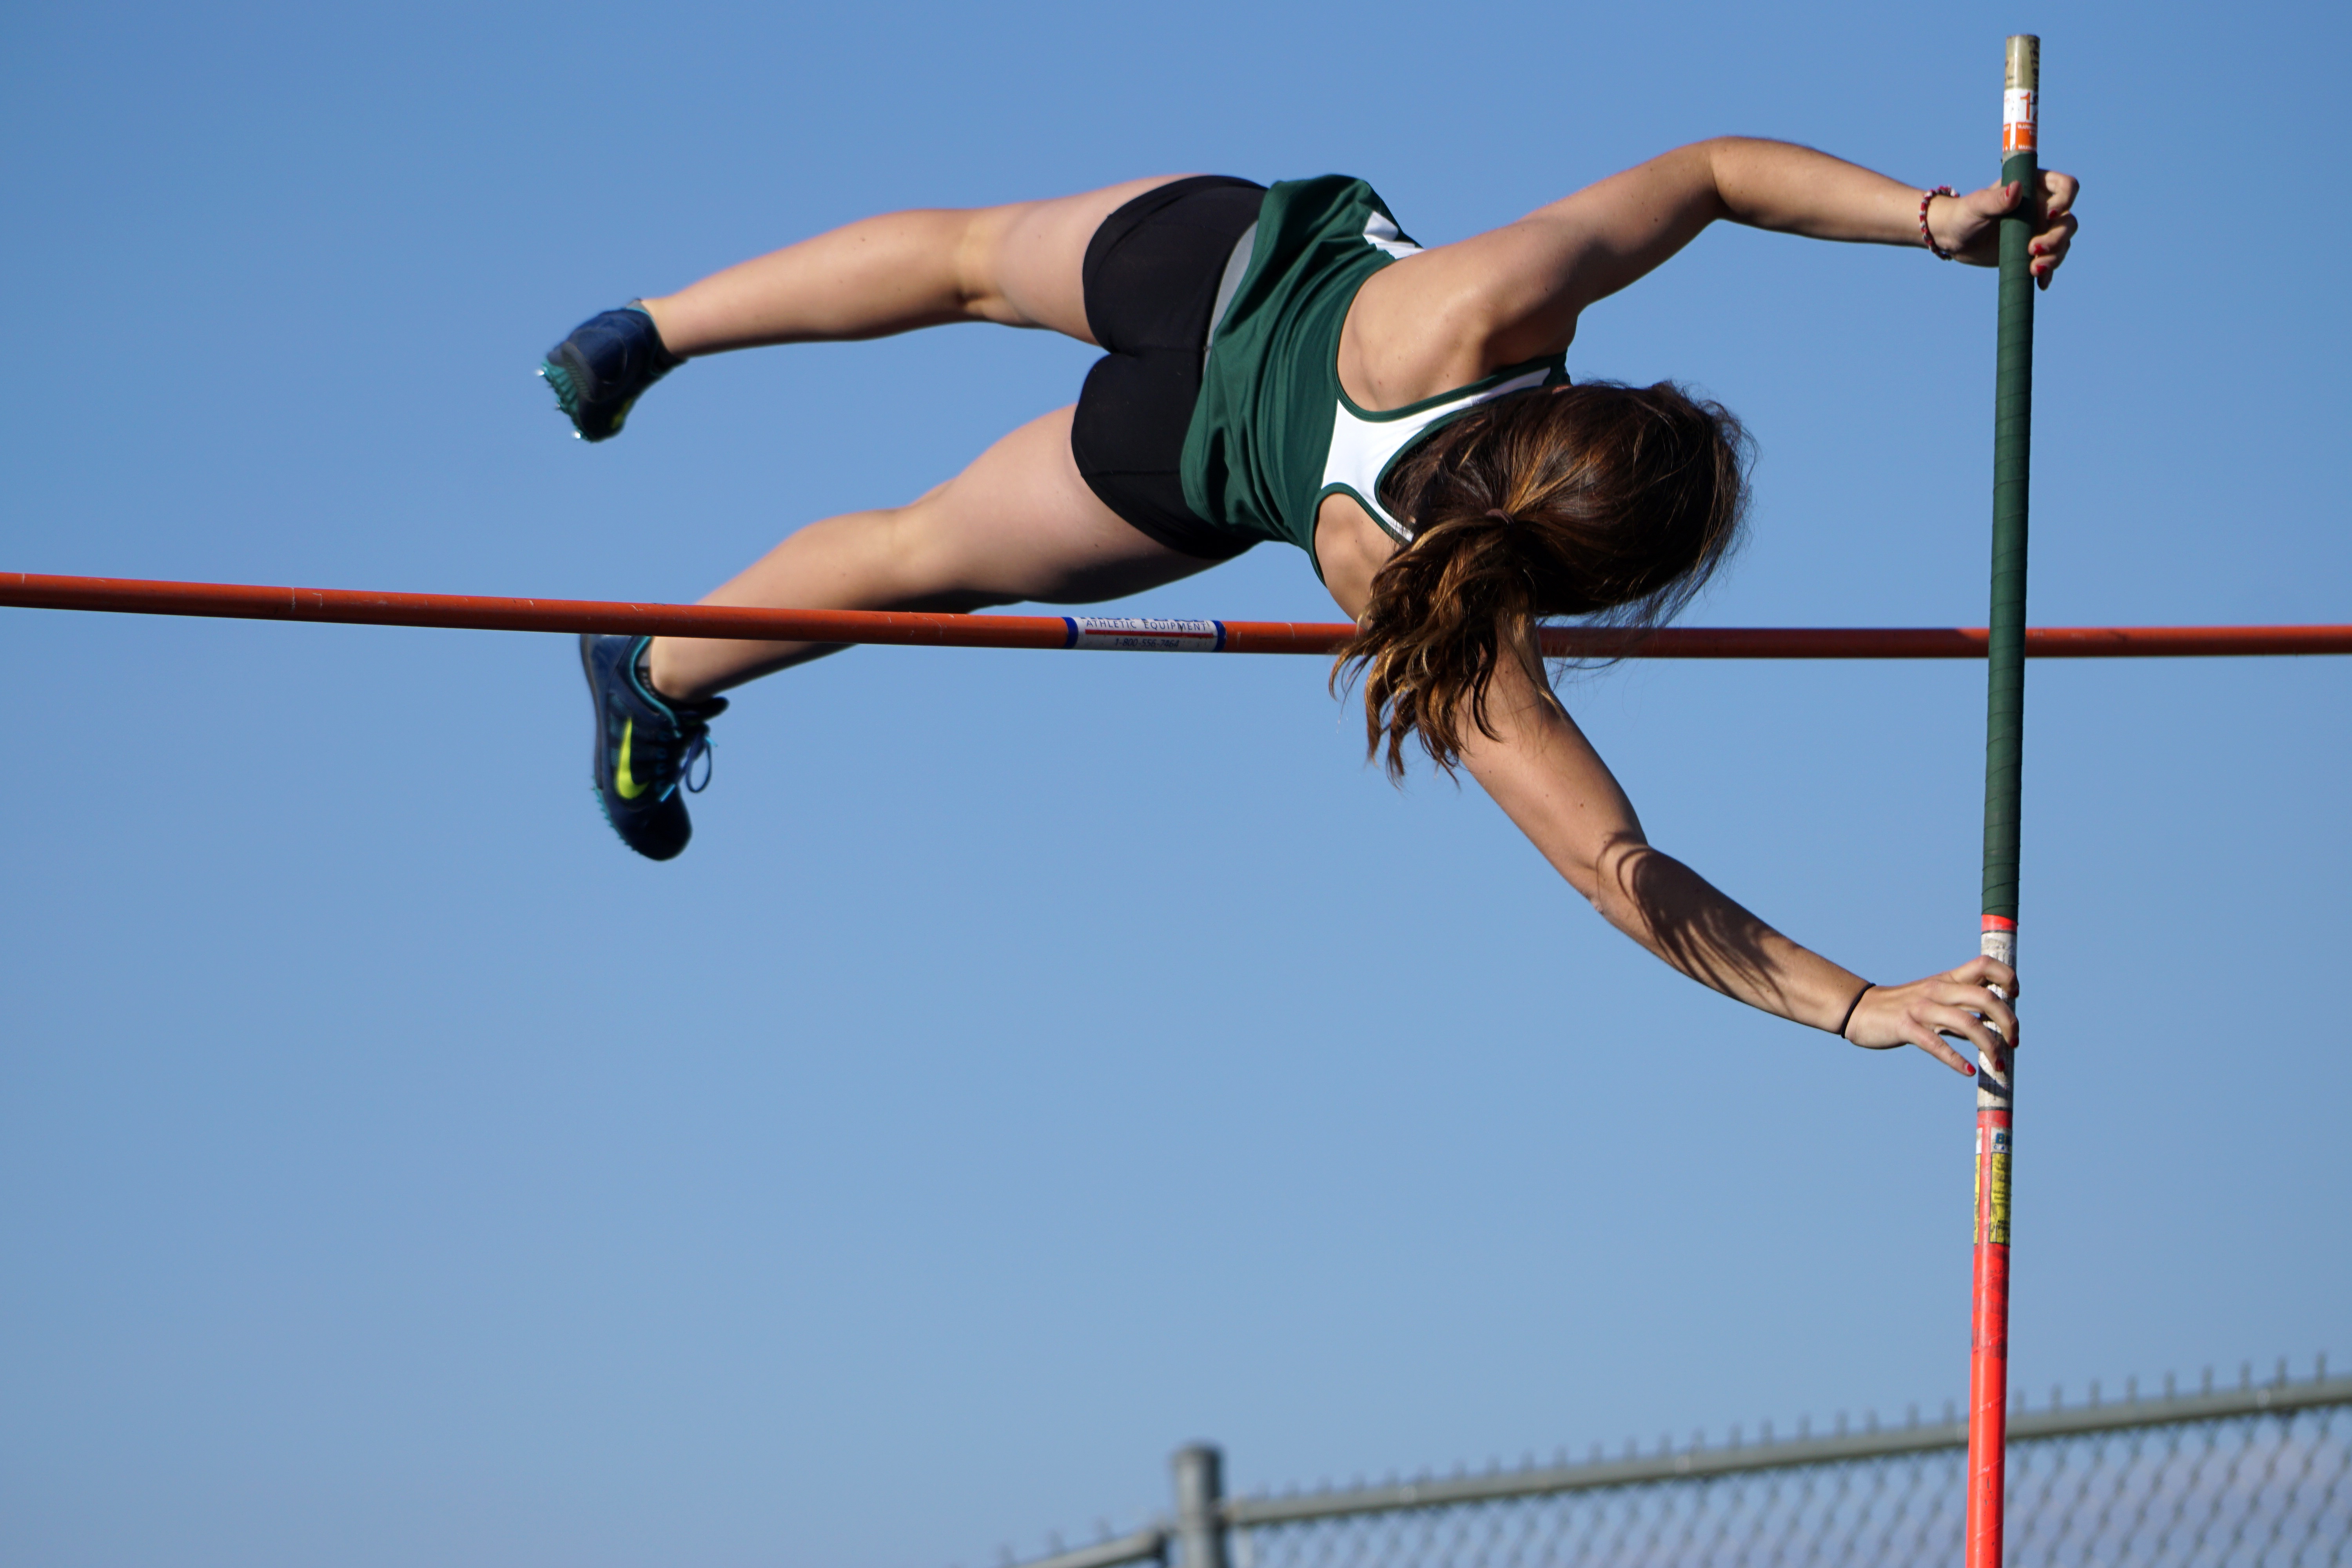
[1314, 508, 2016, 1068]
[1453, 652, 2018, 1072]
[1356, 137, 2078, 376]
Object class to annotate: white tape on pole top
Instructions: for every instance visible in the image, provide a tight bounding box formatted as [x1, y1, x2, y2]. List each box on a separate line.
[1062, 617, 1227, 652]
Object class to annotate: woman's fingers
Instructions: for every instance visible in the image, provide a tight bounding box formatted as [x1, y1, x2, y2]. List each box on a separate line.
[2030, 212, 2076, 254]
[1932, 967, 2018, 1034]
[1953, 174, 2080, 285]
[1844, 960, 2019, 1075]
[1968, 178, 2025, 216]
[2031, 212, 2077, 287]
[1906, 1022, 1976, 1076]
[2030, 172, 2078, 289]
[1925, 999, 2007, 1060]
[1947, 955, 2018, 998]
[1929, 981, 2017, 1047]
[1947, 181, 2026, 267]
[1937, 962, 2020, 1051]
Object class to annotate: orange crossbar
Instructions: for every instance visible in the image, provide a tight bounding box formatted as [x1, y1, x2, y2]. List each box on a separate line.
[5, 572, 2350, 659]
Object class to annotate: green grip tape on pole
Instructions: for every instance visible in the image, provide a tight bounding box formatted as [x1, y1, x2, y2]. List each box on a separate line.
[1984, 35, 2039, 926]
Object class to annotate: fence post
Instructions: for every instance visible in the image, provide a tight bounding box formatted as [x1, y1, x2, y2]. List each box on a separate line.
[1171, 1444, 1228, 1568]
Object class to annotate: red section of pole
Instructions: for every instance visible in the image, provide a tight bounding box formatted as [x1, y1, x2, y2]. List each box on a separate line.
[1967, 911, 2018, 1566]
[1968, 1082, 2014, 1565]
[5, 573, 2351, 659]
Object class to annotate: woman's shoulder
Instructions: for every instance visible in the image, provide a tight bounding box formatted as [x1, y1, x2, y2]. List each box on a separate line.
[1341, 253, 1526, 412]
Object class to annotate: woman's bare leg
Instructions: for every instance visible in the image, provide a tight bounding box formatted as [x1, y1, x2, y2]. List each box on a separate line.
[630, 174, 1223, 699]
[638, 174, 1194, 355]
[643, 407, 1220, 701]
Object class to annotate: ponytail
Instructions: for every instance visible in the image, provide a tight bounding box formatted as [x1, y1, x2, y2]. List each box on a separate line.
[1334, 380, 1750, 779]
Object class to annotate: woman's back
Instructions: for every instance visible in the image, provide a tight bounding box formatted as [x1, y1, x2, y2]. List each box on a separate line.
[1181, 176, 1568, 575]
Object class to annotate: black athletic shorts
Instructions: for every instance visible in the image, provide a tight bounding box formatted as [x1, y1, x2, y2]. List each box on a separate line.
[1072, 175, 1267, 561]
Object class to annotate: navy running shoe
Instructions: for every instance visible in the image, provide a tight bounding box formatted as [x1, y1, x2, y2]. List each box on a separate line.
[579, 633, 727, 860]
[541, 305, 684, 442]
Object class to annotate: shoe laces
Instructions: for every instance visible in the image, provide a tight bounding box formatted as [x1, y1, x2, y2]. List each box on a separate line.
[680, 732, 714, 796]
[641, 722, 715, 803]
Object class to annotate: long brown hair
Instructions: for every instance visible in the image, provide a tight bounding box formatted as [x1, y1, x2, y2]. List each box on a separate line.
[1335, 380, 1751, 779]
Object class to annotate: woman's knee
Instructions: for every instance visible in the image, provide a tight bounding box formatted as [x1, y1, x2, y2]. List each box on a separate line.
[870, 496, 1024, 608]
[954, 201, 1089, 333]
[944, 207, 1024, 328]
[957, 179, 1190, 341]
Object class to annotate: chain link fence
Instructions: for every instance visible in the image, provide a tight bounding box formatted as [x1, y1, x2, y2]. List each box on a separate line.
[984, 1362, 2348, 1568]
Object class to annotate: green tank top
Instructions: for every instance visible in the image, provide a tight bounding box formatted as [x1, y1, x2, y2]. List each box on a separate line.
[1178, 176, 1567, 575]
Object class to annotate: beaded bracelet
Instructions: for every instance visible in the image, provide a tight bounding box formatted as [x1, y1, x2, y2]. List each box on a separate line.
[1919, 187, 1958, 260]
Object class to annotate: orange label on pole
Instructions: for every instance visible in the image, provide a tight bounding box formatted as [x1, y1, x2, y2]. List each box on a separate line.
[2003, 89, 2038, 155]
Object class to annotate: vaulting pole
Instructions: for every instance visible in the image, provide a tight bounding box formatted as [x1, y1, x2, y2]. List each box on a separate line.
[1967, 33, 2039, 1568]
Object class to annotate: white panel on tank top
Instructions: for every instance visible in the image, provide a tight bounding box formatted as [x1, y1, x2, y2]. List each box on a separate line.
[1319, 367, 1556, 540]
[1362, 211, 1423, 260]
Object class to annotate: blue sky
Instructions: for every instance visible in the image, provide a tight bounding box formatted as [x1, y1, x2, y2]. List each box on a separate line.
[3, 2, 2347, 1566]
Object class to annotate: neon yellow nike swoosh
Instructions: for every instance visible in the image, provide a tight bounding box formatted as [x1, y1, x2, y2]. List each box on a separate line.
[615, 719, 647, 800]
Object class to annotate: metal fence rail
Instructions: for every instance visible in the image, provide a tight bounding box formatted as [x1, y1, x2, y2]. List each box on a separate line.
[990, 1364, 2348, 1568]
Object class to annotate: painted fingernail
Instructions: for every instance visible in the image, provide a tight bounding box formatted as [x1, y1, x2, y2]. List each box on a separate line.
[1965, 1063, 1978, 1076]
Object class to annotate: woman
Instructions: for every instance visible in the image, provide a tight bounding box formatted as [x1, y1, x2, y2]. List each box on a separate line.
[543, 138, 2077, 1074]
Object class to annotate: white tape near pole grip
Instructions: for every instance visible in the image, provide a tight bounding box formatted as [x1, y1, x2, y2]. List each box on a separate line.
[1062, 617, 1227, 652]
[1978, 920, 2016, 1107]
